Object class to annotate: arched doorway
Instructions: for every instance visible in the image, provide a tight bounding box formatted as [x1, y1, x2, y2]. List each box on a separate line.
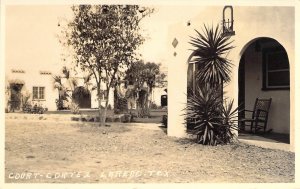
[72, 86, 91, 108]
[238, 37, 290, 138]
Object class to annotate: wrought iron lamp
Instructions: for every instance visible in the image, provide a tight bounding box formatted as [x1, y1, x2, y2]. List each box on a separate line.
[222, 6, 235, 36]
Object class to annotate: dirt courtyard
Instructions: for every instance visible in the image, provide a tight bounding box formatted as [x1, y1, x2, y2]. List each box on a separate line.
[5, 119, 295, 183]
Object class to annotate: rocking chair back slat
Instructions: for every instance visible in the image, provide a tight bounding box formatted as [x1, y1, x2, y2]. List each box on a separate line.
[253, 98, 272, 118]
[241, 98, 272, 134]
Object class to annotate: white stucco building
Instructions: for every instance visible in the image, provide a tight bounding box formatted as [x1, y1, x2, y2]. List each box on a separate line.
[5, 67, 114, 111]
[167, 6, 294, 151]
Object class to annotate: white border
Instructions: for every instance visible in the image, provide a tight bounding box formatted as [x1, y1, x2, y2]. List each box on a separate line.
[1, 0, 299, 189]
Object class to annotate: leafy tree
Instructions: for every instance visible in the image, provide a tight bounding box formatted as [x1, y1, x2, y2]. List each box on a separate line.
[124, 61, 166, 117]
[61, 5, 153, 125]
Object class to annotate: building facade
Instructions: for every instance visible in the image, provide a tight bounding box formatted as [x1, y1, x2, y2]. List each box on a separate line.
[5, 67, 114, 112]
[167, 6, 294, 151]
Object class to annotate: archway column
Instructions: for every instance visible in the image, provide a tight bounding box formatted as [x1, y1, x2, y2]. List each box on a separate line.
[167, 51, 188, 138]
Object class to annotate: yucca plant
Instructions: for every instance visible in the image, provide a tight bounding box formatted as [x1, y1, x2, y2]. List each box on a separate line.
[185, 85, 222, 145]
[189, 24, 234, 86]
[215, 99, 239, 144]
[185, 86, 239, 145]
[185, 24, 237, 145]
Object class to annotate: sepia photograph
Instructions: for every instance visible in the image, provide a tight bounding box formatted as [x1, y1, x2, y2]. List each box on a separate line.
[1, 0, 298, 188]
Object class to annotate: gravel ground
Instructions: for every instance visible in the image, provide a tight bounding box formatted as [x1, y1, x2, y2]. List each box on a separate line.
[5, 119, 295, 183]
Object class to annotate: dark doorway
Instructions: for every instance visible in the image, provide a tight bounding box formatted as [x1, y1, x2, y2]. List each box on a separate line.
[238, 54, 245, 130]
[72, 87, 91, 108]
[10, 83, 23, 111]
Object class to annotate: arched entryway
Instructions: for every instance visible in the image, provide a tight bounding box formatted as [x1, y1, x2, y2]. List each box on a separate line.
[72, 86, 91, 108]
[238, 37, 290, 139]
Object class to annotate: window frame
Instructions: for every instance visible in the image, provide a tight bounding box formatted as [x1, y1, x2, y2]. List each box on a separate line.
[262, 47, 290, 90]
[32, 86, 46, 100]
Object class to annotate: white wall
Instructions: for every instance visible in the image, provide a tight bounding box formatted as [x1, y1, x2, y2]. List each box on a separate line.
[166, 6, 295, 150]
[91, 87, 114, 109]
[6, 70, 57, 111]
[152, 87, 167, 107]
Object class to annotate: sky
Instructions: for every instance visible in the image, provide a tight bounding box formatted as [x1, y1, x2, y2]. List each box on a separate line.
[5, 5, 73, 74]
[5, 5, 204, 75]
[139, 5, 204, 65]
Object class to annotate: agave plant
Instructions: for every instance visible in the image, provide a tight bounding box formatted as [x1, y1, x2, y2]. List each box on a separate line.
[215, 99, 239, 144]
[185, 86, 239, 145]
[189, 25, 234, 86]
[185, 85, 222, 145]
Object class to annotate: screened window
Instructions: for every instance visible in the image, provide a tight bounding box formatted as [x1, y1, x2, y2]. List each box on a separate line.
[262, 48, 289, 90]
[33, 87, 45, 100]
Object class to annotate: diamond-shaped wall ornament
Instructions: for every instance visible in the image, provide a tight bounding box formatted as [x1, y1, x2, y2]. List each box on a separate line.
[172, 38, 178, 48]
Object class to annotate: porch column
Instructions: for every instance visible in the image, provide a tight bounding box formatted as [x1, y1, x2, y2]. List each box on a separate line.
[167, 50, 188, 138]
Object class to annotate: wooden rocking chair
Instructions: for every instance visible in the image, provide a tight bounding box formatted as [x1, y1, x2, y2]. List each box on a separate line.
[239, 98, 272, 134]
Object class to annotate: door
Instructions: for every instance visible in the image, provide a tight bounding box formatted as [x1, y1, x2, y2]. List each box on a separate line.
[10, 83, 23, 111]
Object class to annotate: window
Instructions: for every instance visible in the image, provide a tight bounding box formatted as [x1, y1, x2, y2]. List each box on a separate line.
[262, 47, 289, 90]
[33, 87, 45, 100]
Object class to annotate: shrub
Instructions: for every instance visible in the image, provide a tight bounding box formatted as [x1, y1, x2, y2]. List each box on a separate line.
[150, 102, 158, 109]
[217, 99, 239, 144]
[23, 103, 47, 114]
[33, 104, 47, 114]
[114, 90, 128, 114]
[70, 102, 80, 114]
[21, 91, 31, 106]
[107, 104, 112, 110]
[55, 99, 64, 110]
[185, 85, 238, 145]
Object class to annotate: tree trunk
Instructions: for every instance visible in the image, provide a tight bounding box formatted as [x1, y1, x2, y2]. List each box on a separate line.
[97, 83, 102, 126]
[144, 91, 150, 117]
[101, 89, 110, 126]
[136, 92, 140, 117]
[137, 89, 149, 118]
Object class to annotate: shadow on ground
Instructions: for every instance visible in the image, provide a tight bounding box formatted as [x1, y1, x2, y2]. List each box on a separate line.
[238, 131, 289, 144]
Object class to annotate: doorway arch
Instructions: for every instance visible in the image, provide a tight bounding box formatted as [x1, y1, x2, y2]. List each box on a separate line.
[238, 37, 290, 137]
[72, 86, 91, 108]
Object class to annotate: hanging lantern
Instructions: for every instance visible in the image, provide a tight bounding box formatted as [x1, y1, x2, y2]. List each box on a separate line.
[222, 6, 235, 36]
